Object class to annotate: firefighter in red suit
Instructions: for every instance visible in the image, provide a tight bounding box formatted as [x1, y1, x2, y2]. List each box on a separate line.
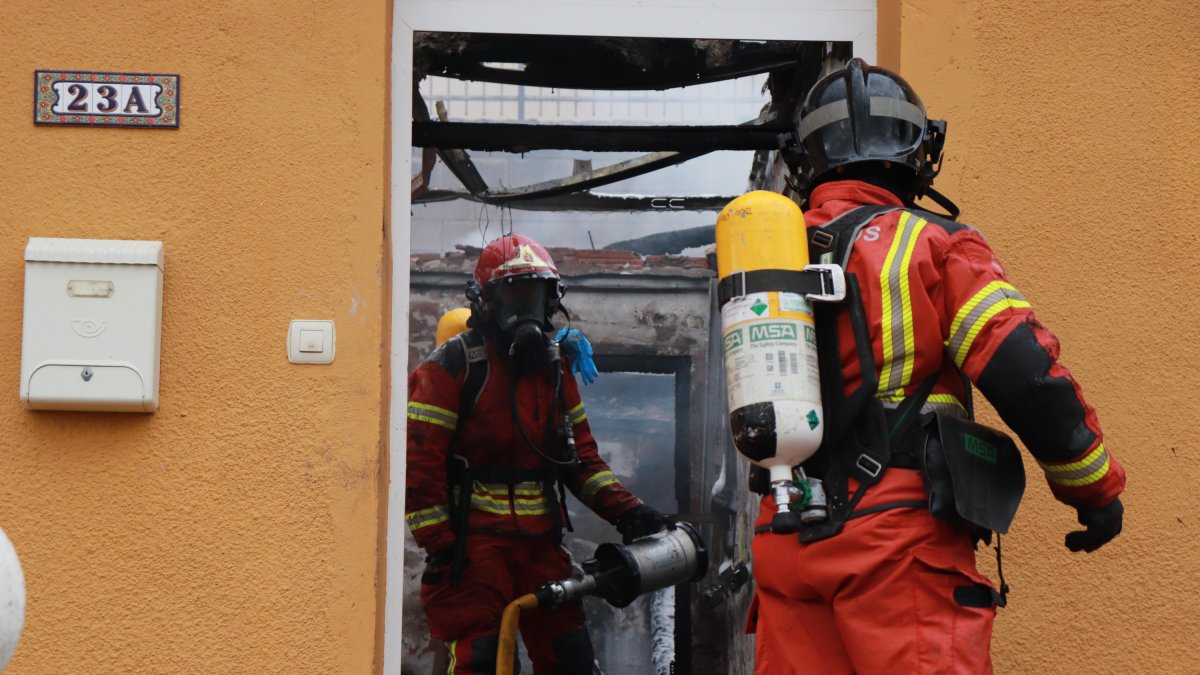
[406, 233, 669, 674]
[748, 59, 1127, 673]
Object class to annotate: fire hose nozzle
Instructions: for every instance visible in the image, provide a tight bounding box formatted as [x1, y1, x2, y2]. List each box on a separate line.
[536, 575, 598, 608]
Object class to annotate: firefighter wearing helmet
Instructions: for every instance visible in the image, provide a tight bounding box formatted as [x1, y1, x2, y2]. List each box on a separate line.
[746, 59, 1127, 673]
[406, 233, 669, 673]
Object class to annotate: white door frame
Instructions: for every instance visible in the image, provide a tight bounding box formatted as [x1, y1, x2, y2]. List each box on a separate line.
[385, 1, 876, 670]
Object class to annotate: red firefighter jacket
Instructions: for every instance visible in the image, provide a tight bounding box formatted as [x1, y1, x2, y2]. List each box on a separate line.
[406, 333, 643, 553]
[806, 180, 1125, 508]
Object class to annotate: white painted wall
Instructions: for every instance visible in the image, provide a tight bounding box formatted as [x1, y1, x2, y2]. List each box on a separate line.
[387, 2, 876, 671]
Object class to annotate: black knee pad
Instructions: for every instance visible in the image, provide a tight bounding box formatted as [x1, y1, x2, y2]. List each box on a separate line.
[551, 629, 595, 674]
[466, 635, 519, 675]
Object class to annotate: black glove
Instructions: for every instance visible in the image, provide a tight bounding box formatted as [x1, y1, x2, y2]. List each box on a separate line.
[616, 504, 672, 544]
[1065, 498, 1124, 553]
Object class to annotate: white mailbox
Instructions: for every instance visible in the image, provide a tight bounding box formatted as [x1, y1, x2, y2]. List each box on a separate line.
[20, 238, 164, 412]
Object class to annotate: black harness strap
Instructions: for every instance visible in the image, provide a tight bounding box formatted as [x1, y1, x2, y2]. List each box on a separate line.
[448, 331, 490, 585]
[716, 267, 843, 307]
[457, 330, 489, 420]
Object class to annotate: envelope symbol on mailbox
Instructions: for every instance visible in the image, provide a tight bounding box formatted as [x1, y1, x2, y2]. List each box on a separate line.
[72, 319, 107, 338]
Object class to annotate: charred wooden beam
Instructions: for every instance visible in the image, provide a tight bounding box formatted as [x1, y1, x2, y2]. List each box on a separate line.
[413, 89, 490, 195]
[412, 122, 795, 153]
[415, 190, 734, 212]
[436, 58, 806, 91]
[483, 150, 704, 202]
[414, 33, 819, 91]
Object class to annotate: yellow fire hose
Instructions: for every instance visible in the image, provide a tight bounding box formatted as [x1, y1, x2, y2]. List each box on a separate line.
[496, 593, 540, 675]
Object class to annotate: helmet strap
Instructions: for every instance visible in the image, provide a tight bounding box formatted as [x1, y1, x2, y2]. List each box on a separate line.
[920, 187, 961, 220]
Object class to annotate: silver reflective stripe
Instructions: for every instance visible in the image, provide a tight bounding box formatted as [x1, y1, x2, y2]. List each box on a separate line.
[406, 505, 451, 530]
[799, 98, 923, 141]
[798, 99, 849, 140]
[1040, 444, 1111, 487]
[407, 402, 458, 431]
[869, 96, 925, 127]
[879, 212, 927, 394]
[946, 282, 1030, 367]
[946, 286, 1020, 358]
[579, 470, 619, 504]
[568, 403, 587, 425]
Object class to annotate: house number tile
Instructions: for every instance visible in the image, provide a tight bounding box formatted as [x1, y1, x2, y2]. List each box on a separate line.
[34, 69, 180, 128]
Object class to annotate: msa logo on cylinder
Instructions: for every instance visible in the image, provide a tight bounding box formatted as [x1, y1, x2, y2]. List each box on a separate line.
[749, 322, 798, 342]
[723, 329, 744, 353]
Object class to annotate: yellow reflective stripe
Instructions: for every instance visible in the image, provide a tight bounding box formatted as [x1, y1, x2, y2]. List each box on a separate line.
[446, 641, 456, 674]
[579, 470, 619, 504]
[878, 392, 966, 418]
[568, 402, 587, 425]
[1039, 443, 1111, 487]
[467, 483, 552, 515]
[406, 505, 450, 530]
[926, 394, 962, 406]
[897, 216, 926, 388]
[467, 495, 512, 515]
[946, 281, 1031, 367]
[476, 481, 544, 497]
[878, 391, 962, 405]
[407, 402, 458, 431]
[512, 502, 551, 515]
[468, 497, 550, 515]
[879, 211, 928, 396]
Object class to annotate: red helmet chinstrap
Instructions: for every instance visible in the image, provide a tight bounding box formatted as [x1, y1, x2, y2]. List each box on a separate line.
[473, 234, 560, 295]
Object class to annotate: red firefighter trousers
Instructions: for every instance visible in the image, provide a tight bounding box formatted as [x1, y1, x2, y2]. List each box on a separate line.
[749, 469, 997, 674]
[420, 534, 591, 674]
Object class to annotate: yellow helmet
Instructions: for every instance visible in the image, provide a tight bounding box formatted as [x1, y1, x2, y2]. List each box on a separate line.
[435, 307, 472, 346]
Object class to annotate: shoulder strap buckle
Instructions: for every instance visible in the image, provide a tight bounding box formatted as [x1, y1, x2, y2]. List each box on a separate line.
[810, 229, 836, 251]
[855, 454, 883, 479]
[802, 264, 846, 303]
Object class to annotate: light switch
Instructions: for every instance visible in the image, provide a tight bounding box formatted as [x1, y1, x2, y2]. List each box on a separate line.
[288, 320, 335, 364]
[299, 329, 324, 353]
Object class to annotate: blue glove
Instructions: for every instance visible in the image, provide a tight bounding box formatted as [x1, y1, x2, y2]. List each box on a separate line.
[555, 327, 598, 385]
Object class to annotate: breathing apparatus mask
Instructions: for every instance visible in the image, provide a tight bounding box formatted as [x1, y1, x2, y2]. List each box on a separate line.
[468, 233, 568, 377]
[467, 275, 564, 373]
[492, 277, 560, 371]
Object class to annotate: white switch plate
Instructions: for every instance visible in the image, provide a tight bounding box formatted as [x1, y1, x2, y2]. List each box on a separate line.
[288, 320, 335, 364]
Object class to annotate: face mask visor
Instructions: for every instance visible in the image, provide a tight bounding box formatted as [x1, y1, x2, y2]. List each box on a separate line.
[492, 277, 552, 334]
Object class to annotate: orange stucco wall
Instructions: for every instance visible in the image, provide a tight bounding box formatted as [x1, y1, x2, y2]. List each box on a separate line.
[885, 2, 1200, 672]
[0, 2, 388, 672]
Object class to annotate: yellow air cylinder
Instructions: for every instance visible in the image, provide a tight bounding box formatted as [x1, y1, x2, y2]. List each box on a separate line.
[716, 191, 824, 529]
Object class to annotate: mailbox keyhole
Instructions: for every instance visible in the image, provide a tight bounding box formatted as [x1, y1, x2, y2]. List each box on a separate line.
[81, 367, 93, 382]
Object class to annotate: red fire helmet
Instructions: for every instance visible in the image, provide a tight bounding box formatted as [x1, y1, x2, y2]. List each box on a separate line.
[473, 234, 560, 294]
